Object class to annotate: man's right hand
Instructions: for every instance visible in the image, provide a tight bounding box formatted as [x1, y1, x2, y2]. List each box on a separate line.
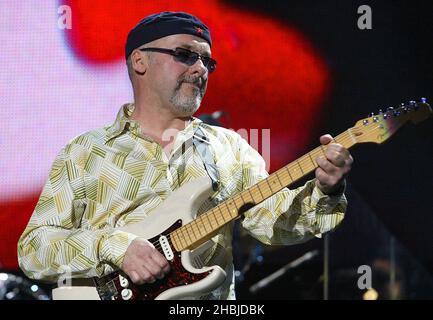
[122, 238, 170, 284]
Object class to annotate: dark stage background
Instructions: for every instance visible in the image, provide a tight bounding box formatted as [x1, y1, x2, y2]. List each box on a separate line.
[0, 0, 432, 300]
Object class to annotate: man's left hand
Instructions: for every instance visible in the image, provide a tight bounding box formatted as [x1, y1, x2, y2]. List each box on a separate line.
[315, 134, 353, 195]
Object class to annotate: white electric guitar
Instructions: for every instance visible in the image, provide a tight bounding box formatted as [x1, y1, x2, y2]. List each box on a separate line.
[52, 99, 431, 300]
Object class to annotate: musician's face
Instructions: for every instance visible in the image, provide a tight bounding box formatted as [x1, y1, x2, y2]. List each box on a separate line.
[144, 34, 211, 117]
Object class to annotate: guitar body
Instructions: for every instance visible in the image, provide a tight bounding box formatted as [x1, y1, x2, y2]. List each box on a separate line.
[52, 177, 227, 300]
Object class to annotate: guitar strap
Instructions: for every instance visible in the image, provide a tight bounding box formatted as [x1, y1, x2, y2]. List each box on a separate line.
[192, 124, 220, 191]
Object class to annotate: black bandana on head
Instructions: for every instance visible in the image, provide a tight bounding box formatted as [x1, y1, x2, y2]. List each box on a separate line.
[125, 11, 212, 60]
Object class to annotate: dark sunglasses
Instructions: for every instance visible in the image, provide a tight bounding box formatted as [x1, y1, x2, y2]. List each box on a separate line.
[139, 47, 217, 73]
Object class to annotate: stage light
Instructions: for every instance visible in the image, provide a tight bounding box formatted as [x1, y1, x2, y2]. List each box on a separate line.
[363, 288, 379, 300]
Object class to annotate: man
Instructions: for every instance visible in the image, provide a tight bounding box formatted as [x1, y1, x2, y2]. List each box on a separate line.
[18, 12, 353, 300]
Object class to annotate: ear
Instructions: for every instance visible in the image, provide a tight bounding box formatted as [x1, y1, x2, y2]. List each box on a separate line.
[131, 49, 148, 75]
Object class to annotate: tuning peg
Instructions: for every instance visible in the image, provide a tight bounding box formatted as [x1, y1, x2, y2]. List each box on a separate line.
[378, 109, 384, 114]
[369, 112, 375, 117]
[387, 107, 394, 111]
[363, 119, 369, 125]
[420, 97, 427, 103]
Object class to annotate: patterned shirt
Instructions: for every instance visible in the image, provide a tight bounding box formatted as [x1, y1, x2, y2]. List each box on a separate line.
[18, 103, 347, 300]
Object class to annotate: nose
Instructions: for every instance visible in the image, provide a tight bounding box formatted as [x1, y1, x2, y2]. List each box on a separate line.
[189, 57, 207, 77]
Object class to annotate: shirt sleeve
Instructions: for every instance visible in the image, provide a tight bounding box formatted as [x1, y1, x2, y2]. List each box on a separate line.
[237, 136, 347, 245]
[17, 146, 137, 282]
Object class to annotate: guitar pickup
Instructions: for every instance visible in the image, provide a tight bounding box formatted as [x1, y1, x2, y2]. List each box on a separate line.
[159, 235, 174, 260]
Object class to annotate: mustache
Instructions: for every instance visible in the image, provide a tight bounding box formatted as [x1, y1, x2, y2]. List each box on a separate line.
[177, 75, 206, 91]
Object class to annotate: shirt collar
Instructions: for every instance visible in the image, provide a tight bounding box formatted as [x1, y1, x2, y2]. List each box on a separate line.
[105, 103, 203, 144]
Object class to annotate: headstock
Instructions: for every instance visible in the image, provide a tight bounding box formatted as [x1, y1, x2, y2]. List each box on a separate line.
[350, 98, 432, 144]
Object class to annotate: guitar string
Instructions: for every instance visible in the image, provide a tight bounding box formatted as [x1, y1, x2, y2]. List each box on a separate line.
[147, 130, 360, 250]
[164, 120, 397, 250]
[169, 131, 356, 246]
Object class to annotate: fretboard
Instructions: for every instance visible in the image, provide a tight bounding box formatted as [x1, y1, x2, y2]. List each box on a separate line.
[170, 129, 357, 251]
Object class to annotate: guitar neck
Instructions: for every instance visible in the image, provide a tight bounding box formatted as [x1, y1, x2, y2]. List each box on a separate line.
[171, 129, 358, 251]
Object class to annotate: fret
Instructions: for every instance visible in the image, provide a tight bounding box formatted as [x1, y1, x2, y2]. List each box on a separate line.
[175, 229, 185, 245]
[307, 152, 316, 169]
[253, 184, 265, 200]
[265, 178, 273, 193]
[204, 212, 214, 231]
[257, 179, 272, 197]
[296, 160, 304, 174]
[175, 230, 185, 243]
[186, 223, 198, 242]
[239, 190, 254, 203]
[247, 188, 259, 204]
[285, 166, 293, 182]
[191, 221, 202, 238]
[275, 171, 285, 188]
[239, 191, 246, 204]
[208, 210, 218, 227]
[216, 205, 226, 223]
[288, 163, 301, 180]
[170, 231, 180, 249]
[266, 176, 280, 193]
[181, 226, 193, 245]
[310, 147, 323, 161]
[233, 195, 244, 209]
[198, 215, 210, 233]
[225, 201, 238, 219]
[174, 232, 185, 251]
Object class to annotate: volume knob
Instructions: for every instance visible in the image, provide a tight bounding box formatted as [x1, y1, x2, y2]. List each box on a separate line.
[121, 288, 133, 300]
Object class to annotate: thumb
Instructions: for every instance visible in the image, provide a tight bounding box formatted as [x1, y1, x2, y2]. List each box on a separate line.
[319, 134, 334, 145]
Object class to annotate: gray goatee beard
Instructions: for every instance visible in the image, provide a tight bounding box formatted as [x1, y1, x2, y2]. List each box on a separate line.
[169, 75, 206, 116]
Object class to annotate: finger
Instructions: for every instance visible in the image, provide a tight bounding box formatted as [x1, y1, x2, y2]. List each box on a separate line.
[145, 258, 166, 279]
[129, 270, 140, 284]
[319, 134, 333, 145]
[315, 167, 332, 186]
[130, 269, 148, 285]
[148, 247, 170, 275]
[151, 253, 170, 274]
[327, 143, 351, 158]
[138, 267, 156, 284]
[316, 156, 338, 174]
[325, 150, 346, 167]
[315, 167, 341, 188]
